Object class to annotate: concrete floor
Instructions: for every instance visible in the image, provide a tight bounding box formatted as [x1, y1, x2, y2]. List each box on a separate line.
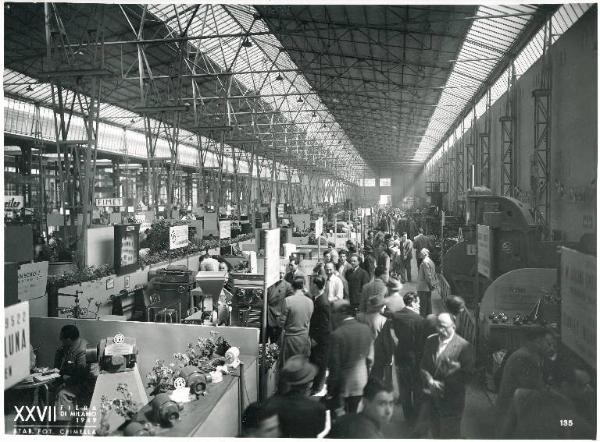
[382, 257, 496, 438]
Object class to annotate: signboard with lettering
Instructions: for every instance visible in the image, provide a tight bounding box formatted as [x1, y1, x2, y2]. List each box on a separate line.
[4, 195, 24, 212]
[219, 220, 231, 240]
[5, 301, 30, 389]
[314, 217, 323, 237]
[477, 224, 492, 278]
[169, 225, 189, 250]
[114, 224, 140, 275]
[95, 198, 123, 207]
[277, 203, 285, 218]
[264, 228, 281, 287]
[18, 261, 49, 301]
[561, 247, 596, 369]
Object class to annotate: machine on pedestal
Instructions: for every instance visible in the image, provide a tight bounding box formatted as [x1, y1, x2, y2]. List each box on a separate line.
[85, 333, 149, 434]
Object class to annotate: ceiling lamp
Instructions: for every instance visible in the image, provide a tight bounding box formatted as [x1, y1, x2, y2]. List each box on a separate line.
[275, 73, 283, 81]
[26, 85, 34, 92]
[297, 96, 303, 103]
[312, 111, 317, 117]
[241, 38, 252, 48]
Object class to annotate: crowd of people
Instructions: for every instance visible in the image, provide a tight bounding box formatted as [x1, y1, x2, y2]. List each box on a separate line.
[241, 224, 596, 439]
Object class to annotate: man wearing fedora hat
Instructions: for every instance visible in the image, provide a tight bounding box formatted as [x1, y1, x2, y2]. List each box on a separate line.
[266, 355, 326, 438]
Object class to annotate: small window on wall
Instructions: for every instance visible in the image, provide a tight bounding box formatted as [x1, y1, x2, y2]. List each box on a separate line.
[359, 178, 376, 187]
[379, 195, 392, 206]
[380, 177, 391, 187]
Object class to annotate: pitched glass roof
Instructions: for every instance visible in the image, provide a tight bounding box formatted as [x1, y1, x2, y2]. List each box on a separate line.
[424, 3, 592, 169]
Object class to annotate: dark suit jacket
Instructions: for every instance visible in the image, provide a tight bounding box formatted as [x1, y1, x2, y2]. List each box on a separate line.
[328, 318, 373, 399]
[267, 279, 293, 327]
[346, 266, 370, 306]
[266, 392, 326, 438]
[420, 333, 474, 416]
[54, 338, 90, 387]
[310, 293, 331, 345]
[390, 307, 427, 365]
[285, 269, 306, 285]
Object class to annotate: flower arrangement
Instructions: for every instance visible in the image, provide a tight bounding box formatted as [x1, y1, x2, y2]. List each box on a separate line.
[146, 333, 232, 393]
[259, 343, 280, 371]
[96, 383, 141, 436]
[146, 359, 185, 395]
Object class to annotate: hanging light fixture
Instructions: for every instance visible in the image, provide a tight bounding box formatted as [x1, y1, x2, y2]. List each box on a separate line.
[275, 73, 283, 81]
[297, 96, 303, 103]
[312, 111, 317, 117]
[241, 38, 252, 48]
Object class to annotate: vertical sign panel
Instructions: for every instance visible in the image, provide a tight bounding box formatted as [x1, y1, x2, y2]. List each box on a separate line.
[477, 224, 491, 278]
[264, 228, 281, 287]
[169, 225, 189, 250]
[18, 261, 49, 301]
[561, 247, 596, 369]
[4, 301, 30, 389]
[219, 220, 231, 240]
[314, 217, 323, 237]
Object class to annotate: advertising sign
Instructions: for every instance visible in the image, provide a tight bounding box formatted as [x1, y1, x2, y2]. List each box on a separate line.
[277, 203, 285, 218]
[264, 228, 281, 287]
[18, 261, 49, 301]
[4, 301, 30, 389]
[169, 225, 189, 250]
[95, 198, 123, 207]
[477, 224, 492, 278]
[4, 195, 24, 212]
[314, 217, 323, 237]
[219, 220, 232, 240]
[114, 224, 140, 275]
[561, 247, 596, 368]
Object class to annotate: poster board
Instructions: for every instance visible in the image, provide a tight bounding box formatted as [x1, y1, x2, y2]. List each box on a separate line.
[264, 228, 281, 287]
[204, 212, 218, 234]
[114, 224, 140, 275]
[169, 225, 189, 250]
[560, 247, 596, 369]
[219, 220, 232, 240]
[477, 224, 492, 278]
[314, 217, 323, 237]
[4, 301, 30, 389]
[18, 261, 49, 301]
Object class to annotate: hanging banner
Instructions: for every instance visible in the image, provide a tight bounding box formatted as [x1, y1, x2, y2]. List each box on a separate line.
[169, 225, 189, 250]
[219, 220, 232, 240]
[314, 217, 324, 237]
[477, 224, 492, 278]
[561, 247, 596, 369]
[95, 198, 123, 207]
[4, 301, 30, 389]
[264, 228, 281, 287]
[18, 261, 49, 301]
[4, 195, 24, 212]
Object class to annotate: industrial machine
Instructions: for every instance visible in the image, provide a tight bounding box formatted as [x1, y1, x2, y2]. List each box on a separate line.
[85, 334, 149, 434]
[443, 188, 575, 307]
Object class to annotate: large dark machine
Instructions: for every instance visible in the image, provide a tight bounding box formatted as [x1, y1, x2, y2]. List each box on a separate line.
[443, 189, 573, 307]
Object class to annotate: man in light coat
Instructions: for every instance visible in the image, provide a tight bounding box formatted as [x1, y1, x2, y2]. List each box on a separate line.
[324, 261, 344, 302]
[416, 248, 437, 317]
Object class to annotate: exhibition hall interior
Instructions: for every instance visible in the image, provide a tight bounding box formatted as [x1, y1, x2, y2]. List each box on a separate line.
[2, 2, 597, 439]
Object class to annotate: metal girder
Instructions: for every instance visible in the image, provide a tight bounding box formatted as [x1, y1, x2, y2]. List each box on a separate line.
[529, 16, 554, 238]
[500, 63, 517, 197]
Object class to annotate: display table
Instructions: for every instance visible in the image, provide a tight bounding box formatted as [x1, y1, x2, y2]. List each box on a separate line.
[114, 356, 257, 437]
[11, 373, 60, 407]
[484, 320, 556, 352]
